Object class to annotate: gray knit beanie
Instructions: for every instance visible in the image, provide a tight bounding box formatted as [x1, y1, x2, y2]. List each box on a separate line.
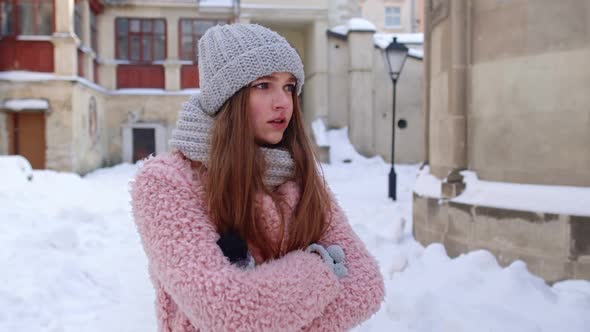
[198, 23, 305, 115]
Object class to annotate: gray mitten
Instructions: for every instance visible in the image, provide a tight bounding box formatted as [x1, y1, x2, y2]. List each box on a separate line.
[327, 244, 348, 278]
[305, 243, 348, 278]
[326, 245, 345, 263]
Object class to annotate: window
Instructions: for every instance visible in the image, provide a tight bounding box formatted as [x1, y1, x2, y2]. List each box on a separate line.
[385, 6, 401, 29]
[0, 0, 15, 36]
[116, 18, 166, 62]
[74, 2, 82, 39]
[0, 0, 53, 36]
[90, 10, 97, 52]
[179, 19, 225, 62]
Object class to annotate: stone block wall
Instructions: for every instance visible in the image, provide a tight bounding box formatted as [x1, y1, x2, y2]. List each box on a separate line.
[413, 193, 590, 282]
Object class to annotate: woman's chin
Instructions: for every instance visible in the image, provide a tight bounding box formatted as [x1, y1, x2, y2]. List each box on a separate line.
[256, 135, 284, 147]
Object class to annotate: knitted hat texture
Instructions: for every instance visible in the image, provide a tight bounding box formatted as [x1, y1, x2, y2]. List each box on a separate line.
[198, 23, 304, 115]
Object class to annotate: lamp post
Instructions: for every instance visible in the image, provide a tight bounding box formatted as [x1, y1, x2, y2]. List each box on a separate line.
[383, 37, 408, 201]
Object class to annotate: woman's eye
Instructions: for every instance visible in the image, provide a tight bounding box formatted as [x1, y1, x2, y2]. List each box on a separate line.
[285, 84, 296, 92]
[253, 82, 269, 89]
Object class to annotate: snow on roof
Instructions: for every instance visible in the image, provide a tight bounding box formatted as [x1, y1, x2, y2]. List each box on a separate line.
[374, 33, 424, 49]
[348, 18, 377, 32]
[2, 99, 49, 111]
[329, 24, 348, 36]
[408, 48, 424, 59]
[198, 0, 233, 7]
[0, 71, 60, 82]
[328, 18, 377, 36]
[0, 71, 199, 96]
[328, 24, 423, 58]
[415, 166, 590, 217]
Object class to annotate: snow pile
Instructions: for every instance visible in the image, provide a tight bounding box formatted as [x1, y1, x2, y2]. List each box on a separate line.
[1, 128, 589, 331]
[0, 164, 155, 332]
[414, 167, 590, 216]
[361, 244, 590, 332]
[413, 165, 441, 198]
[311, 118, 329, 147]
[0, 155, 34, 186]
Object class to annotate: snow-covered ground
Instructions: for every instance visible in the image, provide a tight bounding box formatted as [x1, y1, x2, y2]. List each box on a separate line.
[1, 129, 589, 332]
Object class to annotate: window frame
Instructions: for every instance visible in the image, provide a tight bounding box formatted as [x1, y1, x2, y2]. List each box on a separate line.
[115, 17, 167, 62]
[74, 0, 82, 39]
[0, 0, 55, 37]
[178, 18, 226, 62]
[90, 9, 97, 52]
[384, 5, 402, 29]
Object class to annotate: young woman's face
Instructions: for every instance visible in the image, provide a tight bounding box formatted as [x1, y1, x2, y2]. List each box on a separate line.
[247, 72, 296, 146]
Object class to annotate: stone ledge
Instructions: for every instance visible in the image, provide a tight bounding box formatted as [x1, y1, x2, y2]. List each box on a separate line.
[413, 194, 590, 282]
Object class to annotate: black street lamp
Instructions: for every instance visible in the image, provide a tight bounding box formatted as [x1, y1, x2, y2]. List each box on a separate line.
[383, 37, 408, 201]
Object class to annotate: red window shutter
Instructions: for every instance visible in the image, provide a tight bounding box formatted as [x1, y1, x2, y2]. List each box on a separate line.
[117, 64, 165, 89]
[180, 65, 199, 89]
[0, 39, 17, 71]
[1, 40, 54, 72]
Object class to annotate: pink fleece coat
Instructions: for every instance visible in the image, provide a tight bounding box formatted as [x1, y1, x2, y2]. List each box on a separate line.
[130, 152, 385, 332]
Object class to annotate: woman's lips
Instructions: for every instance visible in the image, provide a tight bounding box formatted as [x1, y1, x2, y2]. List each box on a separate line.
[268, 118, 287, 129]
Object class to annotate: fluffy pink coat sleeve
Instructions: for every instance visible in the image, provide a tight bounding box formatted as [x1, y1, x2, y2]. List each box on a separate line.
[304, 189, 385, 331]
[131, 156, 341, 332]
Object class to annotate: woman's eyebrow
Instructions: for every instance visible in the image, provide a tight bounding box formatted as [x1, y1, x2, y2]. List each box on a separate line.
[253, 75, 296, 83]
[254, 75, 275, 81]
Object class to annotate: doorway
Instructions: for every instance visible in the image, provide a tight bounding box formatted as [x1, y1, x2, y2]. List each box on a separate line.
[132, 127, 156, 162]
[7, 112, 46, 169]
[122, 123, 166, 164]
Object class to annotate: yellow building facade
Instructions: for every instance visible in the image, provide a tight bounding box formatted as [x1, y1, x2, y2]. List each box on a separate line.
[0, 0, 333, 173]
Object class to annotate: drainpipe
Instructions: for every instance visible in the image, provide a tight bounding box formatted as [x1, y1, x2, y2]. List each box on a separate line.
[423, 0, 430, 165]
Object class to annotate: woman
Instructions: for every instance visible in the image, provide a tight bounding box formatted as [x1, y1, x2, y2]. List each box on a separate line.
[131, 23, 384, 332]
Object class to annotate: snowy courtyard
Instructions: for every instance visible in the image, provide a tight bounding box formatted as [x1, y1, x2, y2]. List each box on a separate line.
[1, 129, 589, 332]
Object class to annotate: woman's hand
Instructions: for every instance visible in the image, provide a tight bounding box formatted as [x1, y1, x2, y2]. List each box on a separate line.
[305, 243, 348, 278]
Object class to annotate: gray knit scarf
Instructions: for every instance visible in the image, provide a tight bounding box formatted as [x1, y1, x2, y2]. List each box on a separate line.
[169, 94, 295, 188]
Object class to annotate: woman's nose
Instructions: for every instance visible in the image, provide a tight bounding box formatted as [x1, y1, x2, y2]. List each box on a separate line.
[272, 89, 291, 110]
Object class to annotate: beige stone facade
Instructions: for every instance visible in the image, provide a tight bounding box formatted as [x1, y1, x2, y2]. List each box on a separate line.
[357, 0, 424, 33]
[414, 194, 590, 283]
[0, 0, 341, 172]
[1, 0, 425, 171]
[327, 23, 425, 163]
[415, 0, 590, 281]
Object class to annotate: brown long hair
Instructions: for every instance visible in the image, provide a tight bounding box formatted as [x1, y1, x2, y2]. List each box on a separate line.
[206, 86, 332, 261]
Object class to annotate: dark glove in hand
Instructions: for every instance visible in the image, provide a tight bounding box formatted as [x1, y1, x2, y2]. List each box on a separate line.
[217, 230, 249, 264]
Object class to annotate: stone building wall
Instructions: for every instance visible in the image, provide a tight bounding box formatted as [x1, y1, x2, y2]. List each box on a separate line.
[417, 0, 590, 282]
[413, 194, 590, 282]
[468, 0, 590, 186]
[426, 0, 590, 186]
[327, 24, 425, 164]
[373, 50, 425, 164]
